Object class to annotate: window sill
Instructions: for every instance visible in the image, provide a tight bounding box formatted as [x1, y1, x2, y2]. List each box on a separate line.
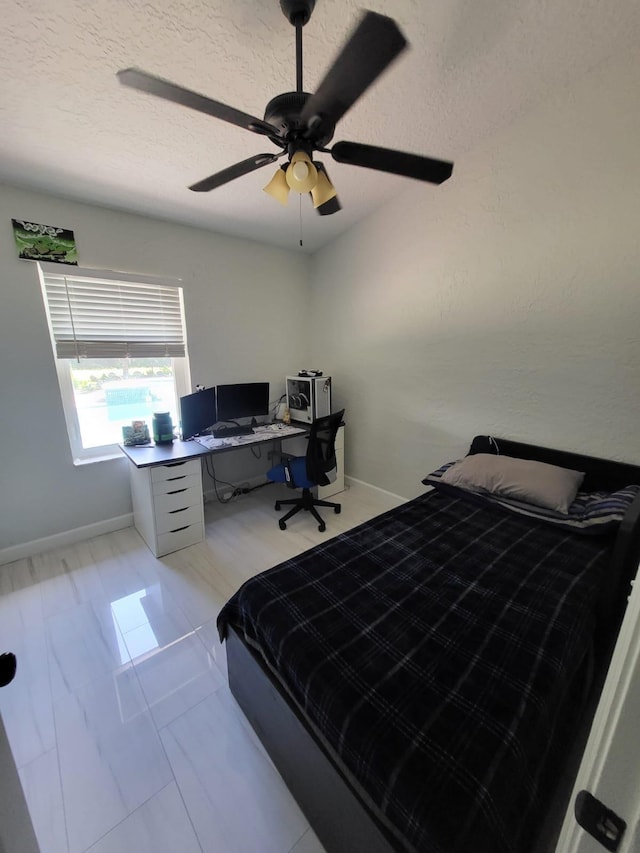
[72, 449, 124, 466]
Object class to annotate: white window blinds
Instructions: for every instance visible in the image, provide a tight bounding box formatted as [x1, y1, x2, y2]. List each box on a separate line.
[40, 266, 186, 359]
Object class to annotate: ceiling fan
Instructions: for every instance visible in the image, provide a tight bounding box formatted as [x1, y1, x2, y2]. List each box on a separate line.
[117, 0, 453, 216]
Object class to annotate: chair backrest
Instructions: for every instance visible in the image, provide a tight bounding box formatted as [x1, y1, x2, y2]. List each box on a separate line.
[305, 409, 345, 486]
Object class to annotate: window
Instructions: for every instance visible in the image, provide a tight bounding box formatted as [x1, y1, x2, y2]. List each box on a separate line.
[39, 264, 190, 463]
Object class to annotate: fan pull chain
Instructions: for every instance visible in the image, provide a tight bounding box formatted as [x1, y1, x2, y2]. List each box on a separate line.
[299, 195, 303, 247]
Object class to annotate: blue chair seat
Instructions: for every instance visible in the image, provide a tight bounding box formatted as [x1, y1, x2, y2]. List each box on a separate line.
[267, 456, 314, 489]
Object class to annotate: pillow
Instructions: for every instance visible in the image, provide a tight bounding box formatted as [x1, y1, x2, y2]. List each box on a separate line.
[424, 460, 640, 534]
[562, 486, 640, 532]
[432, 453, 585, 513]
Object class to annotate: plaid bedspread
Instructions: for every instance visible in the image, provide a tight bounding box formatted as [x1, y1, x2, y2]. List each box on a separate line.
[217, 491, 614, 853]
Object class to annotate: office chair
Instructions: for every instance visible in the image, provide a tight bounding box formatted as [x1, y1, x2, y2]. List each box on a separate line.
[267, 409, 345, 532]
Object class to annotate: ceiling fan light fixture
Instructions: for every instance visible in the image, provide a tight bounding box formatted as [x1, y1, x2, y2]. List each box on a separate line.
[285, 151, 318, 193]
[263, 166, 290, 205]
[310, 168, 337, 208]
[292, 161, 309, 182]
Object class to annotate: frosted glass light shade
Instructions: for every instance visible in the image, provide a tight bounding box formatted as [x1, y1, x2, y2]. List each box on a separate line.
[285, 151, 318, 193]
[310, 169, 337, 208]
[263, 167, 290, 205]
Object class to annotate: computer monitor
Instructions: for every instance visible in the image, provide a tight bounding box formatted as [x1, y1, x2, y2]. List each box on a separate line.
[179, 387, 217, 439]
[215, 382, 270, 423]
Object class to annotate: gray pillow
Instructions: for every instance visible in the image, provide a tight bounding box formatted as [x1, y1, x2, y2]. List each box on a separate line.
[439, 453, 585, 514]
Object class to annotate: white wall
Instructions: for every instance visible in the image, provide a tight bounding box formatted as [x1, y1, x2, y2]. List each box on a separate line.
[0, 185, 309, 552]
[310, 47, 640, 498]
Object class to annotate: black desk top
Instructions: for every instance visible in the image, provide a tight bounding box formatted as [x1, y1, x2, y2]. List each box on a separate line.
[119, 439, 209, 469]
[119, 423, 309, 469]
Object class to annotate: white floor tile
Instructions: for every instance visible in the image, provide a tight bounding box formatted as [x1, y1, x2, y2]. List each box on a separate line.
[85, 782, 201, 853]
[54, 666, 173, 853]
[47, 598, 131, 699]
[157, 564, 227, 631]
[109, 581, 178, 635]
[160, 688, 309, 853]
[32, 544, 105, 618]
[1, 632, 55, 768]
[195, 617, 228, 681]
[0, 558, 44, 648]
[123, 604, 225, 730]
[0, 566, 55, 770]
[19, 748, 68, 853]
[92, 528, 166, 603]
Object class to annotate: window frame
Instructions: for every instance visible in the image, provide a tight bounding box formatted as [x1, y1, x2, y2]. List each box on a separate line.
[38, 264, 191, 464]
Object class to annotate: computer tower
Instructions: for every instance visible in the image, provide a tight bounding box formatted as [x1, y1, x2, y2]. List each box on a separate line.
[285, 375, 332, 424]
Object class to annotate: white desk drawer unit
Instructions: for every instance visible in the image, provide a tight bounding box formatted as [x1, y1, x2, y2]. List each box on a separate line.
[130, 458, 204, 557]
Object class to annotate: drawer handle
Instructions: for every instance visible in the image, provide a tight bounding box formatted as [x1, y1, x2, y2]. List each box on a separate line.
[166, 487, 188, 495]
[169, 525, 191, 533]
[168, 507, 189, 514]
[164, 462, 188, 468]
[165, 475, 187, 483]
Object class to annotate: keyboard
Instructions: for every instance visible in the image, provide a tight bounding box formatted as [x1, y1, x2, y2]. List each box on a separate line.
[211, 425, 255, 438]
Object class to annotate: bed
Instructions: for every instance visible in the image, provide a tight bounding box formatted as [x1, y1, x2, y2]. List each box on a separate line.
[217, 436, 640, 853]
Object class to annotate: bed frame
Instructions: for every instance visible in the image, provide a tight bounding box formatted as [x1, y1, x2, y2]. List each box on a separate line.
[226, 436, 640, 853]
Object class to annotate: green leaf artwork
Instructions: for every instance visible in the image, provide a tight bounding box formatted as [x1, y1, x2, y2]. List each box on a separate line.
[12, 219, 78, 264]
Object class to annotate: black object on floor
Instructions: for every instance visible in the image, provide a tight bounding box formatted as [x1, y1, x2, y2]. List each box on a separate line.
[0, 652, 17, 687]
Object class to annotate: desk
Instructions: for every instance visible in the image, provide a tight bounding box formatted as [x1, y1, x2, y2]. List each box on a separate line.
[120, 425, 308, 557]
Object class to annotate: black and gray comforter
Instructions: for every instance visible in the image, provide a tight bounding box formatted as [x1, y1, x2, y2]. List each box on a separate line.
[218, 490, 614, 853]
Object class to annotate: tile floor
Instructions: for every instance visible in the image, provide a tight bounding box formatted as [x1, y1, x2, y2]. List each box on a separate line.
[0, 481, 403, 853]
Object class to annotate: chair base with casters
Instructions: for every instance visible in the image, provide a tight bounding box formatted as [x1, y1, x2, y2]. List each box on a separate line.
[267, 409, 345, 532]
[275, 488, 341, 532]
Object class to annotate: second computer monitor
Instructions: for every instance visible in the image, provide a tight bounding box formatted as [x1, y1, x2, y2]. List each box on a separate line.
[179, 387, 217, 439]
[216, 382, 269, 423]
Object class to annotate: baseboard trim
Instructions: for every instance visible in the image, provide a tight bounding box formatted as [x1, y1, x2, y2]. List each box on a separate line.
[0, 513, 134, 566]
[344, 476, 406, 503]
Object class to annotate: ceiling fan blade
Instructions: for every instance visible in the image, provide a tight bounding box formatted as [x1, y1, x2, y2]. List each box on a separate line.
[301, 11, 407, 135]
[189, 153, 280, 193]
[117, 68, 279, 137]
[331, 141, 453, 184]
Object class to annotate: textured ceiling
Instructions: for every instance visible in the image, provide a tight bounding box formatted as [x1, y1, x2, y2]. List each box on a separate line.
[1, 0, 639, 253]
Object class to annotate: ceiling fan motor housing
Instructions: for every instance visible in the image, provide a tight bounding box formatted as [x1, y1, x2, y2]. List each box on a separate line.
[280, 0, 315, 26]
[264, 91, 334, 148]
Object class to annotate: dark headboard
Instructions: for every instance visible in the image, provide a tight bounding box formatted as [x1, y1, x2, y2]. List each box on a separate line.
[468, 435, 640, 493]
